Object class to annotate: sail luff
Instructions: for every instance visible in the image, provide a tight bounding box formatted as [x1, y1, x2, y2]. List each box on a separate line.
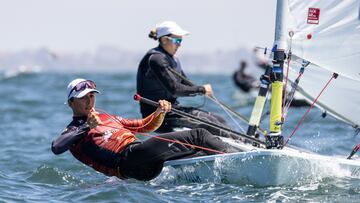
[260, 0, 290, 149]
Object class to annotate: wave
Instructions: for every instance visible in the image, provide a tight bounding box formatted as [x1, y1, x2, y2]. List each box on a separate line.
[27, 165, 83, 186]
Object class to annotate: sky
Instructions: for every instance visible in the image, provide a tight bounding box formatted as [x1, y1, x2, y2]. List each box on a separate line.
[0, 0, 277, 54]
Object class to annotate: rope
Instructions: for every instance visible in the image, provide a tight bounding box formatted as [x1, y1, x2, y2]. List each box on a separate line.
[165, 67, 266, 134]
[347, 143, 360, 159]
[96, 108, 156, 130]
[90, 113, 225, 154]
[208, 94, 246, 134]
[134, 94, 267, 146]
[283, 50, 291, 114]
[282, 33, 293, 117]
[135, 131, 225, 154]
[355, 127, 360, 136]
[282, 60, 309, 120]
[283, 73, 338, 147]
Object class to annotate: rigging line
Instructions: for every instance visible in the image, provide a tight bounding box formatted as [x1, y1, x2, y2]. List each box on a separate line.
[209, 92, 267, 135]
[283, 73, 338, 147]
[135, 131, 225, 154]
[209, 93, 246, 134]
[192, 95, 206, 109]
[206, 95, 250, 132]
[282, 33, 293, 116]
[165, 66, 259, 132]
[97, 123, 225, 155]
[212, 95, 267, 135]
[93, 108, 226, 154]
[355, 127, 360, 136]
[282, 51, 291, 113]
[134, 94, 267, 146]
[167, 66, 243, 127]
[347, 143, 360, 159]
[282, 82, 299, 119]
[282, 64, 306, 120]
[95, 108, 157, 130]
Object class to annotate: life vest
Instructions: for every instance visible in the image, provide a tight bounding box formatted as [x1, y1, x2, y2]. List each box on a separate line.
[69, 114, 136, 179]
[136, 46, 183, 116]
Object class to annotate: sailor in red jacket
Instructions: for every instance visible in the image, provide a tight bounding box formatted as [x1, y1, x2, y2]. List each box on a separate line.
[51, 78, 237, 181]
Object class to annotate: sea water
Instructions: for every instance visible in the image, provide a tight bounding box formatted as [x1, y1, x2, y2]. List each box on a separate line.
[0, 72, 359, 202]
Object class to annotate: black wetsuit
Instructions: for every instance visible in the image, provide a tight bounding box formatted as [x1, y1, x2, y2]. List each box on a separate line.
[137, 46, 232, 138]
[51, 116, 237, 181]
[233, 68, 258, 93]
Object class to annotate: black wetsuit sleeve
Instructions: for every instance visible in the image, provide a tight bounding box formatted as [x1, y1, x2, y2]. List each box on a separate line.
[149, 54, 205, 97]
[51, 125, 89, 155]
[179, 71, 194, 86]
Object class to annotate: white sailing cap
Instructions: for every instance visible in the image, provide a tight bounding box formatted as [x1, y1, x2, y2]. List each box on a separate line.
[66, 78, 100, 100]
[156, 21, 190, 39]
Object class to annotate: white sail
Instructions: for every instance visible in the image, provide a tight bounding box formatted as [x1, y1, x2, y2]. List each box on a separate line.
[288, 58, 360, 127]
[279, 0, 360, 128]
[287, 0, 360, 81]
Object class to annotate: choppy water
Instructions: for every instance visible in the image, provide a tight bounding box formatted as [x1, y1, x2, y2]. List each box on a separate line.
[1, 72, 359, 202]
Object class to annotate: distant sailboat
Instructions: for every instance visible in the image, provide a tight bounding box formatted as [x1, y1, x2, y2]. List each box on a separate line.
[3, 65, 42, 78]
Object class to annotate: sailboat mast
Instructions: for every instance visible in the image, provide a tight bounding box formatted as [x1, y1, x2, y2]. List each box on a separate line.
[246, 0, 288, 148]
[273, 0, 288, 52]
[266, 0, 289, 148]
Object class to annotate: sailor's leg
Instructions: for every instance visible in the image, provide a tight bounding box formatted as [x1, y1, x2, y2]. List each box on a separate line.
[118, 129, 238, 180]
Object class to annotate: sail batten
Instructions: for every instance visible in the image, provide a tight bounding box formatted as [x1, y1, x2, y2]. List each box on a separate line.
[286, 54, 360, 128]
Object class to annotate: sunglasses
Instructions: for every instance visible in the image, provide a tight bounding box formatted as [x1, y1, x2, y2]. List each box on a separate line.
[68, 80, 96, 98]
[166, 36, 182, 45]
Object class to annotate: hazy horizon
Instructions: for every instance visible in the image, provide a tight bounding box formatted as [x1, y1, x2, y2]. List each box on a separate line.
[0, 0, 277, 54]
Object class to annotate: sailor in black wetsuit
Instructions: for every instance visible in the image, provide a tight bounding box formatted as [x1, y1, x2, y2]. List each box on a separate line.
[233, 60, 260, 93]
[137, 21, 232, 138]
[51, 78, 238, 181]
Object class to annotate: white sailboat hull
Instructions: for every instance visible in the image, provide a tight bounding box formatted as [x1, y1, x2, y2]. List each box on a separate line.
[163, 1, 360, 187]
[164, 143, 360, 186]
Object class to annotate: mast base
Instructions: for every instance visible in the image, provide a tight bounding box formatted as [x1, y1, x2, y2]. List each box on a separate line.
[265, 134, 284, 149]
